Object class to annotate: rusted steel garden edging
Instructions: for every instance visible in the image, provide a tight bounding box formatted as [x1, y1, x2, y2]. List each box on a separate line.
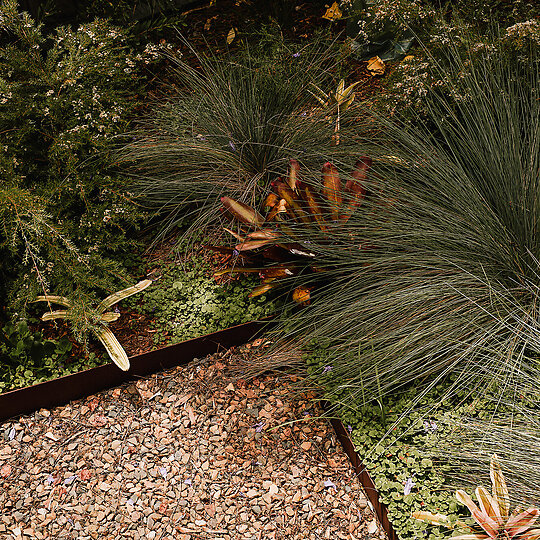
[0, 319, 272, 423]
[330, 417, 399, 540]
[0, 318, 398, 540]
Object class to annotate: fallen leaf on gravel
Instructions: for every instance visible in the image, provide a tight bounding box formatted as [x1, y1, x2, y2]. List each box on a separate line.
[225, 383, 235, 391]
[301, 441, 312, 451]
[186, 404, 197, 424]
[0, 464, 11, 477]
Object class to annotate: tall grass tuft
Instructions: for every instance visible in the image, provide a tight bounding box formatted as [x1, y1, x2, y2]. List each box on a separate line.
[121, 33, 362, 239]
[270, 37, 540, 471]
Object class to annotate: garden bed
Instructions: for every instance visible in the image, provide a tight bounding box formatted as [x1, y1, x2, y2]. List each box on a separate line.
[0, 345, 385, 540]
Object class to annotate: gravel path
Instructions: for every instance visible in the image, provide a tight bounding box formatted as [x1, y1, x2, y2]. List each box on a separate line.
[0, 343, 385, 540]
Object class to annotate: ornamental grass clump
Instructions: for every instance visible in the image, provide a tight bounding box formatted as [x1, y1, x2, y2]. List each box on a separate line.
[269, 37, 540, 430]
[122, 33, 362, 239]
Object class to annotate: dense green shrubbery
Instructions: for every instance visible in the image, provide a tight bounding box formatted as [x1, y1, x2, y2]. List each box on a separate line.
[0, 1, 154, 319]
[340, 0, 540, 114]
[0, 319, 103, 392]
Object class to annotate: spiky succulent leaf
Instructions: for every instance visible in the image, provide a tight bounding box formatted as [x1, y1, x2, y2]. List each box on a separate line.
[456, 490, 498, 538]
[235, 239, 273, 251]
[224, 227, 245, 242]
[221, 196, 264, 227]
[34, 295, 72, 307]
[506, 508, 540, 538]
[476, 486, 502, 525]
[287, 159, 300, 191]
[412, 511, 453, 528]
[100, 312, 121, 323]
[321, 162, 341, 220]
[521, 529, 540, 540]
[41, 310, 69, 321]
[97, 280, 152, 313]
[490, 455, 510, 518]
[451, 535, 490, 540]
[94, 327, 130, 371]
[341, 157, 371, 222]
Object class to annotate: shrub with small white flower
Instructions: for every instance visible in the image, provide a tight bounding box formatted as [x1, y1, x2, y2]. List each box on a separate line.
[0, 1, 156, 320]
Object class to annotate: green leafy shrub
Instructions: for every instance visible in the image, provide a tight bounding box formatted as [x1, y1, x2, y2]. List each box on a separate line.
[384, 19, 540, 114]
[0, 319, 103, 393]
[0, 1, 152, 314]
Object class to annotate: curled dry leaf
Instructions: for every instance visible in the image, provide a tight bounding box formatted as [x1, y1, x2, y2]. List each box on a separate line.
[322, 1, 342, 21]
[367, 56, 385, 76]
[226, 27, 236, 45]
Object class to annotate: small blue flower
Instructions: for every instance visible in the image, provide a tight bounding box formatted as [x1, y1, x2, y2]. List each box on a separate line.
[232, 248, 240, 256]
[423, 420, 438, 433]
[322, 365, 333, 374]
[292, 52, 301, 58]
[347, 425, 353, 434]
[404, 477, 415, 495]
[228, 140, 236, 151]
[254, 421, 266, 433]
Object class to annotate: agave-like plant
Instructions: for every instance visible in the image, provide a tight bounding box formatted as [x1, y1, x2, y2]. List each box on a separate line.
[34, 280, 152, 371]
[413, 455, 540, 540]
[309, 79, 362, 144]
[209, 157, 372, 304]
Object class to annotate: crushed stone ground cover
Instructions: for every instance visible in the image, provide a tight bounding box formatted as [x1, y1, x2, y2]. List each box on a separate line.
[0, 344, 386, 540]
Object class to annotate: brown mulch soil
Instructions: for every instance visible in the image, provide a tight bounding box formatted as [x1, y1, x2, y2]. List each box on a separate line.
[0, 345, 386, 540]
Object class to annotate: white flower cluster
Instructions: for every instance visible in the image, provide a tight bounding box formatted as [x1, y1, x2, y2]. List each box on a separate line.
[505, 19, 540, 46]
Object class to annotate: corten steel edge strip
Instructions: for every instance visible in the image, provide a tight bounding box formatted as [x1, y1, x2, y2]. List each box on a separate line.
[330, 416, 399, 540]
[0, 319, 274, 424]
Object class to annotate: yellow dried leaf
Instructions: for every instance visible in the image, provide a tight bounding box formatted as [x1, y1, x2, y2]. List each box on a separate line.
[322, 1, 342, 21]
[367, 56, 385, 76]
[226, 27, 236, 45]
